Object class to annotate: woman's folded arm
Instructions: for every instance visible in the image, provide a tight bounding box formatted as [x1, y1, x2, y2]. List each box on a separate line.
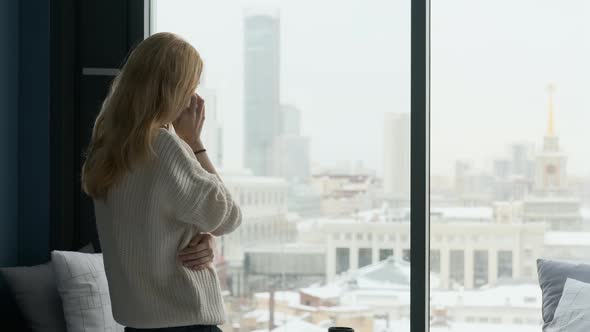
[156, 132, 242, 234]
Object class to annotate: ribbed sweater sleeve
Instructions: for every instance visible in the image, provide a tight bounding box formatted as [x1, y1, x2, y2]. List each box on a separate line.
[155, 131, 242, 235]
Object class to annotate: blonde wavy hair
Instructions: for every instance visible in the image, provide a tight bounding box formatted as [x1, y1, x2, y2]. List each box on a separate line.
[82, 32, 203, 199]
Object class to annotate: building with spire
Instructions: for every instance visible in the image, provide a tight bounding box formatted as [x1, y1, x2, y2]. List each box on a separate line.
[523, 85, 582, 230]
[533, 84, 567, 192]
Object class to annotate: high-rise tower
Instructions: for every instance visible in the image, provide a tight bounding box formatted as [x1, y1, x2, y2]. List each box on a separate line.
[243, 11, 281, 175]
[383, 112, 410, 201]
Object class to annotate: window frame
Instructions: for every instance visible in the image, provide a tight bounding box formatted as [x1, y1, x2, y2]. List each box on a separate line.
[410, 1, 430, 332]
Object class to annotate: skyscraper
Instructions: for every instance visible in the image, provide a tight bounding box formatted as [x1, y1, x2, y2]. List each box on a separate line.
[279, 104, 301, 136]
[273, 104, 310, 181]
[383, 112, 410, 201]
[243, 11, 281, 176]
[199, 88, 223, 167]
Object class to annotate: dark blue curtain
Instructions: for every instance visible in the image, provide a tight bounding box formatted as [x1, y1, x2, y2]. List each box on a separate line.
[0, 0, 51, 267]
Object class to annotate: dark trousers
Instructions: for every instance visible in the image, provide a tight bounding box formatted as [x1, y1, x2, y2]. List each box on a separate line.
[124, 326, 222, 332]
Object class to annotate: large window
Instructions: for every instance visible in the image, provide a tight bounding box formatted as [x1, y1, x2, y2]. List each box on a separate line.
[358, 248, 373, 268]
[380, 248, 394, 261]
[430, 249, 441, 274]
[449, 250, 464, 287]
[473, 250, 488, 289]
[497, 250, 513, 279]
[154, 1, 411, 331]
[153, 0, 590, 331]
[336, 248, 351, 274]
[431, 0, 590, 330]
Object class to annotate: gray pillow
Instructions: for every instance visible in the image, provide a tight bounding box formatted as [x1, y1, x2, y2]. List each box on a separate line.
[546, 278, 590, 332]
[537, 258, 590, 328]
[0, 263, 67, 332]
[78, 242, 95, 253]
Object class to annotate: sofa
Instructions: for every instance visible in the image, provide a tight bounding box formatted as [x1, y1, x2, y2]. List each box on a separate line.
[0, 241, 109, 332]
[0, 272, 31, 331]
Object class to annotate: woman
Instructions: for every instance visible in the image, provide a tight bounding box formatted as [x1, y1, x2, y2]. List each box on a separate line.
[81, 32, 242, 331]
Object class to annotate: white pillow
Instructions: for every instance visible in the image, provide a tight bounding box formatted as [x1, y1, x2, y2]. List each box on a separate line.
[51, 251, 123, 332]
[546, 278, 590, 332]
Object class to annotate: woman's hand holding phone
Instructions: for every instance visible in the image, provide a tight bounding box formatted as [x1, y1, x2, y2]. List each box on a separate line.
[173, 93, 205, 151]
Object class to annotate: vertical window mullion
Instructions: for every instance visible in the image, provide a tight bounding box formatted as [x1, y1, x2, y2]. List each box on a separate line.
[410, 0, 430, 331]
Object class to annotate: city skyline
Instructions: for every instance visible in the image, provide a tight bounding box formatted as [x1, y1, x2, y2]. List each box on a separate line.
[155, 0, 590, 177]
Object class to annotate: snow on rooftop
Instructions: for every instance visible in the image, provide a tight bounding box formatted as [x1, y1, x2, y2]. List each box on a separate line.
[430, 206, 493, 221]
[302, 257, 443, 302]
[524, 194, 581, 203]
[354, 256, 441, 289]
[242, 309, 300, 324]
[340, 263, 411, 293]
[271, 319, 325, 332]
[258, 312, 542, 332]
[244, 242, 326, 254]
[288, 303, 318, 312]
[224, 174, 287, 186]
[300, 284, 343, 299]
[254, 291, 300, 306]
[376, 319, 541, 332]
[300, 206, 495, 225]
[431, 283, 542, 308]
[310, 263, 539, 309]
[344, 288, 411, 305]
[339, 283, 540, 310]
[296, 219, 323, 231]
[545, 231, 590, 246]
[318, 305, 372, 313]
[431, 323, 540, 332]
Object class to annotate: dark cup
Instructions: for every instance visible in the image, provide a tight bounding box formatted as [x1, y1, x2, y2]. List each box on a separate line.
[328, 328, 354, 332]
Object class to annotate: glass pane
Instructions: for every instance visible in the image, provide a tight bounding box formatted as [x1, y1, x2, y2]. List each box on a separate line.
[336, 247, 351, 274]
[473, 250, 488, 288]
[431, 1, 590, 330]
[430, 249, 441, 274]
[380, 248, 394, 261]
[358, 248, 373, 268]
[154, 0, 411, 331]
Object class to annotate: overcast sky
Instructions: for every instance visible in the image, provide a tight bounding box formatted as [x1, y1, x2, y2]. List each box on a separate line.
[155, 0, 590, 177]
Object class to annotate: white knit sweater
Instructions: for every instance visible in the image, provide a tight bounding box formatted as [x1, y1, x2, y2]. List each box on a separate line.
[94, 127, 242, 328]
